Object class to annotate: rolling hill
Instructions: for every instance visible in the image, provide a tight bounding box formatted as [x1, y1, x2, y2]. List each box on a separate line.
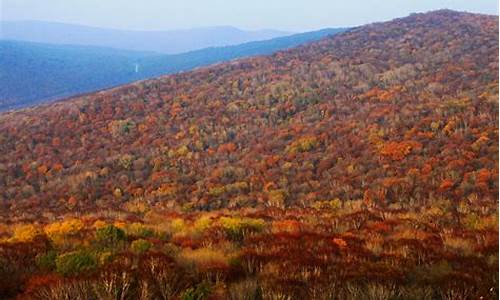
[0, 28, 345, 111]
[0, 9, 496, 215]
[0, 21, 291, 54]
[0, 10, 498, 299]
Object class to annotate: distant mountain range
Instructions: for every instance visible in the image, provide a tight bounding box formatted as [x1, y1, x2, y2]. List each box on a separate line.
[0, 28, 346, 111]
[0, 21, 292, 54]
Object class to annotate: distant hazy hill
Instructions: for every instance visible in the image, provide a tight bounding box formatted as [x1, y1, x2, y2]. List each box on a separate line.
[0, 21, 292, 54]
[0, 28, 345, 111]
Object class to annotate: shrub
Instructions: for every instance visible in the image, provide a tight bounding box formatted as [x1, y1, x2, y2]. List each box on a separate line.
[442, 235, 475, 256]
[93, 265, 134, 300]
[95, 225, 126, 249]
[208, 186, 226, 197]
[25, 275, 94, 300]
[55, 251, 96, 276]
[228, 279, 262, 300]
[411, 261, 453, 283]
[35, 250, 57, 271]
[44, 219, 84, 244]
[271, 220, 302, 234]
[312, 198, 342, 210]
[130, 239, 152, 254]
[180, 248, 230, 269]
[140, 253, 188, 299]
[123, 199, 149, 214]
[10, 224, 41, 243]
[126, 222, 154, 238]
[286, 136, 319, 153]
[181, 282, 211, 300]
[267, 190, 287, 208]
[364, 283, 399, 299]
[98, 251, 114, 265]
[171, 218, 187, 234]
[193, 216, 213, 233]
[219, 217, 265, 241]
[399, 285, 435, 300]
[118, 154, 134, 169]
[93, 220, 107, 229]
[0, 257, 23, 297]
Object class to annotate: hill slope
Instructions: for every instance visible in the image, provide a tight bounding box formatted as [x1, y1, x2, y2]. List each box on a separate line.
[0, 21, 291, 54]
[0, 28, 345, 111]
[0, 10, 497, 217]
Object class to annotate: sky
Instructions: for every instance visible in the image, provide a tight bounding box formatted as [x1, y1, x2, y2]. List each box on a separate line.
[1, 0, 498, 32]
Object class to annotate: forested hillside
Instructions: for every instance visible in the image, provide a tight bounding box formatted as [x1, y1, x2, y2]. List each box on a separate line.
[0, 10, 495, 215]
[0, 10, 497, 299]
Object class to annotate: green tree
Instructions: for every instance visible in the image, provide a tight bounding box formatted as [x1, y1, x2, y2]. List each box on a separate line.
[96, 225, 126, 249]
[130, 239, 152, 254]
[55, 250, 96, 276]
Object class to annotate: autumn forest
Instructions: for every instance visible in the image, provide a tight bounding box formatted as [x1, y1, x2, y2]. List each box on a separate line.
[0, 10, 498, 300]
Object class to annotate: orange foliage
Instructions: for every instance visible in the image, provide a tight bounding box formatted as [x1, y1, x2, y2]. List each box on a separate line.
[439, 179, 455, 191]
[380, 141, 422, 161]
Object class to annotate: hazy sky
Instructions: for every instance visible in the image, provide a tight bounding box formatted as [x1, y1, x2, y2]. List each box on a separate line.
[2, 0, 498, 31]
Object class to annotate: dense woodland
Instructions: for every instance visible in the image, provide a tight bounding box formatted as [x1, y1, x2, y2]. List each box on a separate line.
[0, 10, 498, 299]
